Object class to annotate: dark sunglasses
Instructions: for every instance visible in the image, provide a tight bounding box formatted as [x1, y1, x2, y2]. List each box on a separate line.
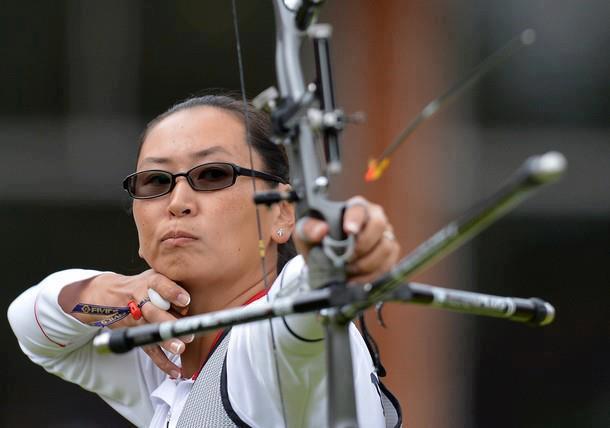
[123, 162, 287, 199]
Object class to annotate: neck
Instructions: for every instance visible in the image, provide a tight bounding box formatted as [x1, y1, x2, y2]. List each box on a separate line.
[178, 265, 277, 379]
[186, 265, 276, 314]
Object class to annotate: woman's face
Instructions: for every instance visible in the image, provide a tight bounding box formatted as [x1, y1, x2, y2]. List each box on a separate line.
[133, 106, 285, 286]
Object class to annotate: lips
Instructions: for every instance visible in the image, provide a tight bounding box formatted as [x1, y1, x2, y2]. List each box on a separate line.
[161, 230, 198, 244]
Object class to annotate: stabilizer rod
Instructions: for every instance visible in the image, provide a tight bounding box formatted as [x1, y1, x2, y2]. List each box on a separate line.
[387, 282, 555, 326]
[341, 151, 566, 321]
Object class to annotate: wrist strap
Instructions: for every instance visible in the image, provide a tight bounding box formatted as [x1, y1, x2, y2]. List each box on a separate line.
[71, 300, 148, 327]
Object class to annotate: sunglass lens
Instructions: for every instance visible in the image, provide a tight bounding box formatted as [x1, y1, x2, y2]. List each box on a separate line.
[132, 171, 172, 197]
[190, 163, 234, 190]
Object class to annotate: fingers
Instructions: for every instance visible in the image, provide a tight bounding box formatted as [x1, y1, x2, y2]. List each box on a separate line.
[137, 298, 195, 365]
[91, 270, 193, 376]
[295, 217, 329, 245]
[139, 298, 185, 331]
[170, 305, 189, 317]
[293, 217, 328, 259]
[294, 195, 374, 246]
[134, 270, 191, 317]
[347, 229, 400, 283]
[295, 195, 377, 245]
[126, 271, 193, 364]
[343, 196, 369, 235]
[350, 203, 388, 257]
[294, 195, 399, 282]
[344, 196, 400, 282]
[143, 345, 182, 378]
[143, 272, 191, 308]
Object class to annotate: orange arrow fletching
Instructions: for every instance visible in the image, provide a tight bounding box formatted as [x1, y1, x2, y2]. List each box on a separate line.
[365, 158, 390, 182]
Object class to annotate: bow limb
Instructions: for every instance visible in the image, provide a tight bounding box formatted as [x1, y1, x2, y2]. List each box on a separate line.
[235, 1, 359, 426]
[269, 1, 359, 426]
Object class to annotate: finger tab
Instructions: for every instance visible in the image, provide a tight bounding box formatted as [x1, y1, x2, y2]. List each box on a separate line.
[148, 288, 171, 310]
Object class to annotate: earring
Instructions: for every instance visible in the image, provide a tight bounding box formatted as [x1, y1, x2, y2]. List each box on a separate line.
[276, 228, 284, 237]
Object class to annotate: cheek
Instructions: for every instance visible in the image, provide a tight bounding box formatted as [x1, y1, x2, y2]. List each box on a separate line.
[213, 189, 267, 246]
[214, 194, 254, 232]
[132, 202, 156, 255]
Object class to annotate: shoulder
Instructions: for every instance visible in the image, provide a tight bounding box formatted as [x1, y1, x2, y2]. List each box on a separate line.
[268, 255, 306, 298]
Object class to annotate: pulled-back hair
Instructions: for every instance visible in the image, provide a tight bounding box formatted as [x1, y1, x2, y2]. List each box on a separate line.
[138, 93, 297, 273]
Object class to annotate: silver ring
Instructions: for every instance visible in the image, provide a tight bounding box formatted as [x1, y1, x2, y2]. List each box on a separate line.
[295, 217, 312, 243]
[345, 198, 370, 224]
[345, 199, 369, 210]
[147, 288, 171, 311]
[383, 229, 396, 241]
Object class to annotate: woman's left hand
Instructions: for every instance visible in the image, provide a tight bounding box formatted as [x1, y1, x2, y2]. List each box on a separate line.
[294, 196, 400, 283]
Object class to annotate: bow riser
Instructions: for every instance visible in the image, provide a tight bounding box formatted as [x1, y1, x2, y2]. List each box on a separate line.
[271, 2, 359, 426]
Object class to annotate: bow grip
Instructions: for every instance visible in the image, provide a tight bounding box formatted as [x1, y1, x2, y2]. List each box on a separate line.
[306, 199, 354, 290]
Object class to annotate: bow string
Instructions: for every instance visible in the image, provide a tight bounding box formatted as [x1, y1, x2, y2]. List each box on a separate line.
[233, 0, 359, 426]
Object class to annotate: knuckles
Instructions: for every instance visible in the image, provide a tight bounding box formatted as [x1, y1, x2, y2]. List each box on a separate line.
[136, 270, 186, 307]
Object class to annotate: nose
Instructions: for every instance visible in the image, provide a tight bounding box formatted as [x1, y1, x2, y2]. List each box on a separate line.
[167, 177, 197, 217]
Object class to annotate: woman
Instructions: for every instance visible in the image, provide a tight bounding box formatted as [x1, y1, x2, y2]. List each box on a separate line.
[8, 94, 401, 427]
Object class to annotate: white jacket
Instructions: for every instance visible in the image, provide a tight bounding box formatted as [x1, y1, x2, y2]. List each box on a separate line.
[8, 256, 386, 428]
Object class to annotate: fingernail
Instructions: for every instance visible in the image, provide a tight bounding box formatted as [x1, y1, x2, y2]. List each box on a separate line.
[170, 370, 181, 379]
[183, 334, 195, 343]
[170, 341, 184, 354]
[177, 293, 190, 306]
[313, 222, 327, 238]
[345, 221, 360, 235]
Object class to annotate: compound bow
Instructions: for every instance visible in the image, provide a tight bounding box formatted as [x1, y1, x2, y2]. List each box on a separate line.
[94, 2, 565, 427]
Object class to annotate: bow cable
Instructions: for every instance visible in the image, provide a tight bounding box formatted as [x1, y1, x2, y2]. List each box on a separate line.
[231, 1, 289, 426]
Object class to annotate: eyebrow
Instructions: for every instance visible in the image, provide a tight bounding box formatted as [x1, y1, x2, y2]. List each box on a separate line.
[140, 145, 232, 165]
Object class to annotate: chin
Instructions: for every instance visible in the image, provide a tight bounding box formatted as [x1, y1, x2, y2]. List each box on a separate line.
[153, 256, 215, 284]
[158, 267, 190, 283]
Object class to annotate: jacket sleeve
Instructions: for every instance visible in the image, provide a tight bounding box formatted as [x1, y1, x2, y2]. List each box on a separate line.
[226, 256, 386, 427]
[7, 269, 164, 427]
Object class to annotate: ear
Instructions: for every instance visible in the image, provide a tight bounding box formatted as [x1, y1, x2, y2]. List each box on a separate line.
[270, 185, 296, 244]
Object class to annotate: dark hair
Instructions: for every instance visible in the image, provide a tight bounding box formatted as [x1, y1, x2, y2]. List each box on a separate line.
[138, 93, 297, 273]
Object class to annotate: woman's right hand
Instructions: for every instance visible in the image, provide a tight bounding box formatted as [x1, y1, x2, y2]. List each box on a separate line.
[59, 270, 191, 378]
